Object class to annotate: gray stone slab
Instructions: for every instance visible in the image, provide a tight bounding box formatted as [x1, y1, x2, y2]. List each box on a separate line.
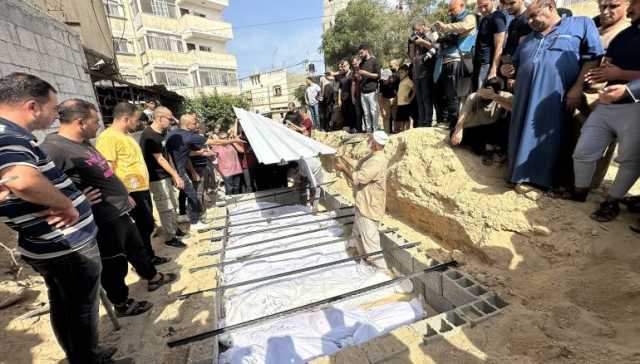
[16, 27, 38, 51]
[0, 20, 16, 43]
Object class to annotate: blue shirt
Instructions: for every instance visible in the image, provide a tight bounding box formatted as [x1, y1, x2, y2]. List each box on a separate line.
[0, 118, 97, 259]
[166, 128, 208, 171]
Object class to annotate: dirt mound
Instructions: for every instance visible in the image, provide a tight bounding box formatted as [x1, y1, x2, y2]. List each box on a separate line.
[316, 128, 640, 363]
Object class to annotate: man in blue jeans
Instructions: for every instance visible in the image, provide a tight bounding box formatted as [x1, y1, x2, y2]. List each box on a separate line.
[0, 73, 132, 363]
[304, 77, 321, 129]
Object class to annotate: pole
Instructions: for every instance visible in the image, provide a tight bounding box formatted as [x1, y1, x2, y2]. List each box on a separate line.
[208, 214, 355, 242]
[199, 205, 354, 233]
[190, 227, 399, 273]
[179, 242, 417, 299]
[167, 260, 458, 347]
[198, 221, 354, 254]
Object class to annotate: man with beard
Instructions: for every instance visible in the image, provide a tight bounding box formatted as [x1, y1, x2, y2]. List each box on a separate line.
[502, 0, 602, 190]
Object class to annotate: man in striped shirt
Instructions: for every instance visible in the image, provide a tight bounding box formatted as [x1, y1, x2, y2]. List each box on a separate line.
[0, 73, 127, 364]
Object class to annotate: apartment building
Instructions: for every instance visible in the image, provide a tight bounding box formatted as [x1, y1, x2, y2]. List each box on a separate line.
[240, 69, 306, 122]
[104, 0, 239, 97]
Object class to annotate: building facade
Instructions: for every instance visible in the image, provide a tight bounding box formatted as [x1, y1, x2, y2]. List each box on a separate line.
[240, 69, 306, 122]
[104, 0, 239, 97]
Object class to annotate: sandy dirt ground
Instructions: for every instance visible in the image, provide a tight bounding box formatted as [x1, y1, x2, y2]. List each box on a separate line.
[1, 127, 640, 363]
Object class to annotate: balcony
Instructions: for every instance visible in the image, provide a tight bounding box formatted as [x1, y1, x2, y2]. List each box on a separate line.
[175, 0, 228, 10]
[142, 49, 237, 70]
[135, 13, 232, 41]
[180, 14, 233, 41]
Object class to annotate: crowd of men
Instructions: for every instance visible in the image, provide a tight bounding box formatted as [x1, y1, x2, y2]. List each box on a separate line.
[0, 72, 254, 363]
[0, 0, 640, 362]
[297, 0, 640, 224]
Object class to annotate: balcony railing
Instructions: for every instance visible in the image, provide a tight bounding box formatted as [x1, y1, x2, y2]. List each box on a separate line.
[142, 49, 237, 69]
[175, 0, 229, 9]
[180, 14, 233, 41]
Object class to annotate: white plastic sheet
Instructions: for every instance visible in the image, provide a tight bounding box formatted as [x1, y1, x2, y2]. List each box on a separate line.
[219, 202, 424, 364]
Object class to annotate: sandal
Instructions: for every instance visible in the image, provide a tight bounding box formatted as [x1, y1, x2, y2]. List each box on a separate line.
[148, 272, 178, 292]
[150, 256, 171, 266]
[114, 299, 153, 317]
[590, 201, 620, 222]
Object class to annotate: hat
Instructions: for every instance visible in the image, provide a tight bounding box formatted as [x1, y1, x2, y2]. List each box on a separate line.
[372, 131, 389, 146]
[358, 43, 371, 51]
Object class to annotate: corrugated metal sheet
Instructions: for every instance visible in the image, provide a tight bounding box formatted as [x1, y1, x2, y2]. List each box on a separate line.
[233, 107, 336, 165]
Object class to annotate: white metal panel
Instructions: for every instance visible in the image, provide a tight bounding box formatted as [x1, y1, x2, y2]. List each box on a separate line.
[233, 107, 336, 165]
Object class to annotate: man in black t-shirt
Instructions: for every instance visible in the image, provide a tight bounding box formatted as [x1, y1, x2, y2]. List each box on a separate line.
[140, 106, 186, 247]
[42, 99, 177, 315]
[283, 102, 302, 125]
[357, 44, 381, 133]
[337, 60, 357, 132]
[475, 0, 507, 89]
[501, 0, 531, 57]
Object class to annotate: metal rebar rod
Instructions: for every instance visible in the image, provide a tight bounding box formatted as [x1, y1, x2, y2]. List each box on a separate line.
[168, 260, 458, 347]
[208, 214, 355, 242]
[229, 180, 337, 205]
[190, 227, 399, 273]
[180, 242, 418, 299]
[198, 221, 355, 255]
[199, 205, 355, 233]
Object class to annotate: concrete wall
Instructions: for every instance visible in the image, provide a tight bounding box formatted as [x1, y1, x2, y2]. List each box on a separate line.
[0, 0, 97, 134]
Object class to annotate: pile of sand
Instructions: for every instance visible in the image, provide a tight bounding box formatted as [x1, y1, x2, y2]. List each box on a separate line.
[315, 128, 640, 363]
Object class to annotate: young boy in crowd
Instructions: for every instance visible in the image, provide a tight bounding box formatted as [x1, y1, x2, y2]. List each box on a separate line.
[395, 64, 415, 132]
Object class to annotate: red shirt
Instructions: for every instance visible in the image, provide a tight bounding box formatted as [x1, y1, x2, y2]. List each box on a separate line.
[302, 117, 313, 132]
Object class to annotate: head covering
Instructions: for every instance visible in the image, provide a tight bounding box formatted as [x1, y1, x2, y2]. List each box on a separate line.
[372, 131, 389, 146]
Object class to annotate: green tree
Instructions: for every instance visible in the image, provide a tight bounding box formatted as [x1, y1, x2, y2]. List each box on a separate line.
[321, 0, 452, 68]
[321, 0, 411, 68]
[180, 94, 249, 131]
[294, 85, 307, 106]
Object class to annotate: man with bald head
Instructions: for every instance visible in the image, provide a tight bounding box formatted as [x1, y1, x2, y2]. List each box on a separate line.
[502, 0, 603, 190]
[165, 113, 208, 228]
[139, 106, 186, 247]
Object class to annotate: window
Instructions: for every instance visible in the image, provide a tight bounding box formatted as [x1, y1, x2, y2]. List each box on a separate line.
[137, 37, 146, 52]
[146, 32, 183, 52]
[153, 69, 191, 88]
[113, 38, 131, 53]
[199, 68, 238, 87]
[191, 70, 199, 86]
[187, 43, 196, 51]
[194, 12, 207, 18]
[179, 7, 189, 16]
[273, 85, 282, 96]
[103, 0, 124, 17]
[250, 75, 260, 86]
[199, 45, 211, 52]
[140, 0, 177, 18]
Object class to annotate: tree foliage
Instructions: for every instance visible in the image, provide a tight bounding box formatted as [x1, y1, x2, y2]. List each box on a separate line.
[294, 85, 307, 106]
[321, 0, 452, 69]
[180, 94, 249, 131]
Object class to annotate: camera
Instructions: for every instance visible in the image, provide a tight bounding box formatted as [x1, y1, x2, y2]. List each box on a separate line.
[410, 30, 440, 62]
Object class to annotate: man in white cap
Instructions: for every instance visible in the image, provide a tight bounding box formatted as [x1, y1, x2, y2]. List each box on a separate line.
[335, 131, 390, 269]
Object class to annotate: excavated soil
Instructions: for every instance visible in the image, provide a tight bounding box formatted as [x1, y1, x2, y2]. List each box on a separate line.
[312, 128, 640, 364]
[1, 127, 639, 363]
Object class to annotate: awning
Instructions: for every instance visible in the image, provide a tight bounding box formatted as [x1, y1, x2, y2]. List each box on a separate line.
[233, 107, 336, 165]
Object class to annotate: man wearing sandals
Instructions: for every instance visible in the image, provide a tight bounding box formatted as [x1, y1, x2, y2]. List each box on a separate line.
[571, 0, 640, 221]
[41, 99, 177, 317]
[0, 73, 132, 363]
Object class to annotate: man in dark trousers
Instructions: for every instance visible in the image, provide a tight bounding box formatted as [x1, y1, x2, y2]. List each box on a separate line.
[42, 99, 177, 312]
[0, 73, 128, 363]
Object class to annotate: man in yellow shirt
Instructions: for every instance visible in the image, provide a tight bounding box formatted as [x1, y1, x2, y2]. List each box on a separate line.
[335, 131, 389, 270]
[96, 103, 176, 265]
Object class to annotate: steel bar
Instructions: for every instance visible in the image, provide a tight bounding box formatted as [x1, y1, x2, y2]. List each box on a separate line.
[229, 180, 337, 205]
[198, 205, 355, 233]
[198, 221, 355, 254]
[180, 242, 418, 299]
[168, 260, 458, 347]
[208, 214, 355, 242]
[190, 227, 399, 273]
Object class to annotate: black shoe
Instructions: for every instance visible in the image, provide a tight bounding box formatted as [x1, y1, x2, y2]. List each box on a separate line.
[150, 256, 171, 266]
[97, 346, 117, 360]
[175, 228, 187, 238]
[590, 200, 620, 222]
[114, 299, 153, 317]
[621, 195, 640, 213]
[164, 238, 186, 248]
